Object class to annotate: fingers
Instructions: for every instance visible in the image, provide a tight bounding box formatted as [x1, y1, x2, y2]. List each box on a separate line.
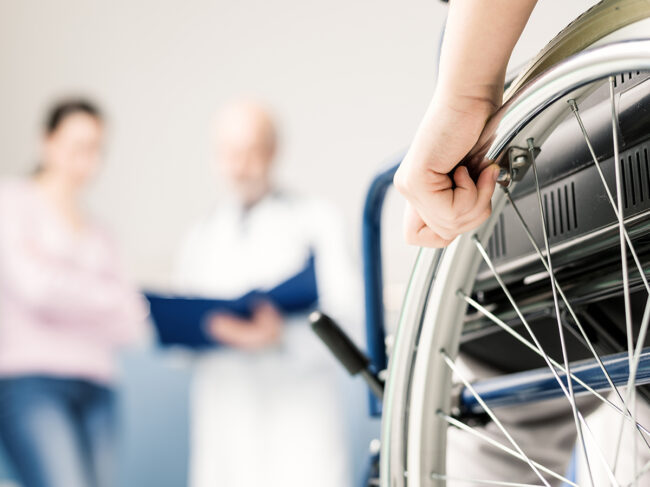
[403, 203, 455, 248]
[210, 306, 283, 350]
[475, 164, 500, 211]
[209, 315, 246, 344]
[450, 165, 478, 216]
[253, 301, 282, 322]
[401, 164, 500, 248]
[447, 163, 498, 228]
[446, 163, 499, 227]
[210, 318, 278, 350]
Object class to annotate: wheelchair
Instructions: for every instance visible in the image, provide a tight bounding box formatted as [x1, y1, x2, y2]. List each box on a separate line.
[313, 1, 650, 485]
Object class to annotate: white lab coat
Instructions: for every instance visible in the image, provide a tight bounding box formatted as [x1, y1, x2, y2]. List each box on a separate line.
[175, 191, 361, 487]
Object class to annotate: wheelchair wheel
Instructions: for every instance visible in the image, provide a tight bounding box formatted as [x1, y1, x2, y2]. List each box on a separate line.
[381, 3, 650, 486]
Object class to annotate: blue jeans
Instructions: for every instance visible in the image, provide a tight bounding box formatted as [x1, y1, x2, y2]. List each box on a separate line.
[0, 376, 115, 487]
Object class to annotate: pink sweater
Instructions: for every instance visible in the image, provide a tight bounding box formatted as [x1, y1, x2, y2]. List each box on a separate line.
[0, 179, 148, 384]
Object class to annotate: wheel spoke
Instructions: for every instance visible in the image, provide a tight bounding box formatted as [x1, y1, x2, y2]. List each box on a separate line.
[504, 189, 650, 451]
[616, 295, 650, 478]
[474, 236, 573, 394]
[567, 97, 650, 295]
[579, 410, 621, 487]
[566, 81, 650, 479]
[473, 235, 629, 481]
[459, 291, 650, 438]
[441, 351, 552, 486]
[626, 297, 650, 424]
[474, 235, 593, 402]
[570, 85, 649, 477]
[438, 411, 577, 486]
[603, 76, 639, 479]
[527, 136, 596, 485]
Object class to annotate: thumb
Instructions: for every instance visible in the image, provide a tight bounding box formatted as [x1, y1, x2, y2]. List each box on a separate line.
[475, 164, 501, 209]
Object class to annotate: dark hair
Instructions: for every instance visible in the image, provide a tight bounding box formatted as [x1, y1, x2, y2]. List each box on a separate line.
[44, 98, 102, 135]
[33, 99, 103, 176]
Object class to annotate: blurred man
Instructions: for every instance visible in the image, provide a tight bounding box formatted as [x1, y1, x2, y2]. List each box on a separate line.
[175, 100, 360, 487]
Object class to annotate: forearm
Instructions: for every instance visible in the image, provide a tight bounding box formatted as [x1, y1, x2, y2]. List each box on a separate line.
[434, 0, 537, 112]
[406, 0, 538, 172]
[395, 1, 536, 248]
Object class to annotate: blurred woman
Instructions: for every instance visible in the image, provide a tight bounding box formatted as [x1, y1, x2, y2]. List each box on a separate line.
[0, 99, 147, 487]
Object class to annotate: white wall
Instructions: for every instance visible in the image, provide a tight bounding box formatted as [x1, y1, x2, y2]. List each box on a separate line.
[0, 0, 439, 289]
[0, 0, 598, 293]
[0, 0, 597, 293]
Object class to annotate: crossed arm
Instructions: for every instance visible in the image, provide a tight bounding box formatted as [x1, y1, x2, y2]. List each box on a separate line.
[394, 0, 538, 247]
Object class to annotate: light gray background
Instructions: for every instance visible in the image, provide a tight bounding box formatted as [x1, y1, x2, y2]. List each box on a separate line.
[0, 1, 598, 486]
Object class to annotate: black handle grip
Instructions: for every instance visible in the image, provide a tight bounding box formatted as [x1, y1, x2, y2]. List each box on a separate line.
[310, 311, 369, 375]
[310, 311, 384, 399]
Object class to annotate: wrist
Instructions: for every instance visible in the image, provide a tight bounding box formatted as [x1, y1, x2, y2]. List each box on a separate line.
[429, 87, 500, 121]
[400, 91, 500, 178]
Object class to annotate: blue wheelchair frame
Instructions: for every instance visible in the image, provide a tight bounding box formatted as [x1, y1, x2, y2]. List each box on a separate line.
[362, 161, 400, 416]
[361, 162, 650, 419]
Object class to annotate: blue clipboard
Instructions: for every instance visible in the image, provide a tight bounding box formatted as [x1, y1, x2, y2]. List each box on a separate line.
[146, 255, 318, 348]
